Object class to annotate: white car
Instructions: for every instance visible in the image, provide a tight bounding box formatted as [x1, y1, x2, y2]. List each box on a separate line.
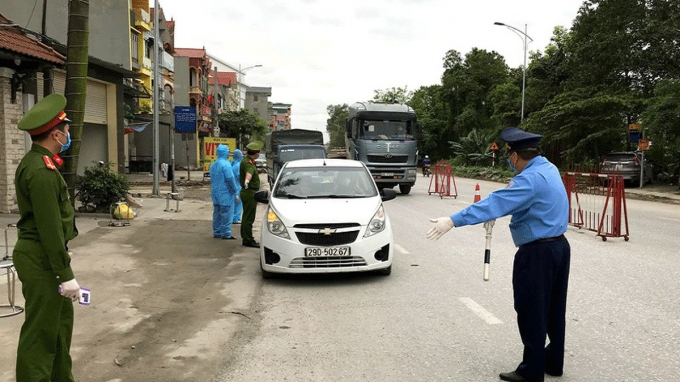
[254, 159, 396, 278]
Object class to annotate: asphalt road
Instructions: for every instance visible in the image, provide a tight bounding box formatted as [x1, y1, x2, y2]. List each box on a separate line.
[215, 174, 680, 382]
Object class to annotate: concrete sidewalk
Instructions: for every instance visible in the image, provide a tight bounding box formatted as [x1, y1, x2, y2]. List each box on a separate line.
[0, 177, 266, 381]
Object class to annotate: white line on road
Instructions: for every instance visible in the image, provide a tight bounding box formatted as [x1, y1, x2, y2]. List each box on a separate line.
[459, 201, 471, 205]
[394, 244, 409, 254]
[459, 297, 503, 325]
[659, 217, 680, 223]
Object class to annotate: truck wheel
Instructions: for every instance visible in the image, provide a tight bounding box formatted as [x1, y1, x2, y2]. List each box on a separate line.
[399, 185, 411, 194]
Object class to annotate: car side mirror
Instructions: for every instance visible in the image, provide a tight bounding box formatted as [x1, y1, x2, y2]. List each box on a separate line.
[380, 188, 397, 202]
[254, 190, 270, 204]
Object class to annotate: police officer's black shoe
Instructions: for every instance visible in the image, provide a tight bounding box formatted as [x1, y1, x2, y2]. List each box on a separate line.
[242, 241, 260, 248]
[499, 371, 543, 382]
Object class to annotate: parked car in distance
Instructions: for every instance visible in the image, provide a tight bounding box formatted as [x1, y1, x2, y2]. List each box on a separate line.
[254, 159, 396, 279]
[601, 151, 653, 185]
[255, 153, 266, 169]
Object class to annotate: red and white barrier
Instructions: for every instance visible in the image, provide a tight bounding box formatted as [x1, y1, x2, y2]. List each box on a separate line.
[428, 161, 458, 199]
[562, 171, 629, 241]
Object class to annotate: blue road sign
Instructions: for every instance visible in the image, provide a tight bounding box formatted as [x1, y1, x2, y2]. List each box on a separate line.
[174, 106, 196, 133]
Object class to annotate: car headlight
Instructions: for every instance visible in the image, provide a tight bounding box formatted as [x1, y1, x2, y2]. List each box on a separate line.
[364, 205, 386, 238]
[267, 207, 290, 239]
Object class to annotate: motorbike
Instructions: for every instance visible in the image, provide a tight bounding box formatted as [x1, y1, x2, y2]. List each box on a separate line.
[422, 163, 431, 177]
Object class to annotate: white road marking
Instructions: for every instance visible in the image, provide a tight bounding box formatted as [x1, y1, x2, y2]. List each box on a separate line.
[394, 244, 409, 254]
[659, 217, 680, 223]
[459, 297, 503, 325]
[459, 201, 471, 205]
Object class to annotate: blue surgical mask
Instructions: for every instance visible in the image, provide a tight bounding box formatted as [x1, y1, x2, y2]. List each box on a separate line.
[57, 131, 71, 153]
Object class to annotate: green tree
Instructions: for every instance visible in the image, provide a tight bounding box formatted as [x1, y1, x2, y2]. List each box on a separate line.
[325, 104, 349, 148]
[441, 48, 509, 138]
[642, 79, 680, 180]
[449, 129, 496, 165]
[408, 85, 449, 159]
[373, 86, 413, 104]
[63, 0, 89, 201]
[217, 109, 268, 146]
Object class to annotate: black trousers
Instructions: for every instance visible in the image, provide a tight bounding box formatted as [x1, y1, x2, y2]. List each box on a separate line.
[513, 236, 570, 381]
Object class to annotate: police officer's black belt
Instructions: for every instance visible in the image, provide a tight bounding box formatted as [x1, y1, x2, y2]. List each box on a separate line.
[525, 234, 564, 246]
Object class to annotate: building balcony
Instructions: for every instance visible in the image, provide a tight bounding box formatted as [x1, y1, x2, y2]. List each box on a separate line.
[190, 85, 202, 94]
[162, 51, 174, 72]
[134, 9, 152, 31]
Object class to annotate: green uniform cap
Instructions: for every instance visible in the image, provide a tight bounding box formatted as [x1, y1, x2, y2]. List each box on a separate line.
[246, 140, 264, 151]
[18, 94, 70, 135]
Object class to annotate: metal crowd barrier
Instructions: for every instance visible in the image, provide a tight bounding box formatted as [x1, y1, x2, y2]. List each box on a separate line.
[562, 170, 629, 241]
[428, 161, 458, 199]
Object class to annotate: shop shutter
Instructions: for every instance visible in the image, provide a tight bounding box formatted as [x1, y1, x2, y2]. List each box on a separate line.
[52, 70, 108, 125]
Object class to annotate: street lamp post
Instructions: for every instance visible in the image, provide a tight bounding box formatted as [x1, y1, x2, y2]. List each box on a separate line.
[494, 22, 533, 123]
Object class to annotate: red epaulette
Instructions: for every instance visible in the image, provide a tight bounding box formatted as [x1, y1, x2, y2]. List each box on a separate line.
[52, 154, 63, 167]
[43, 155, 58, 171]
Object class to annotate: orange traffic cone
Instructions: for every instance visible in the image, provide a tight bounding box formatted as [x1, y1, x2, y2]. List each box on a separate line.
[474, 184, 481, 203]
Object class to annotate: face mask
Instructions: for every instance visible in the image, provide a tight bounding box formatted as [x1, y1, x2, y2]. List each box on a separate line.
[57, 131, 71, 153]
[507, 154, 517, 173]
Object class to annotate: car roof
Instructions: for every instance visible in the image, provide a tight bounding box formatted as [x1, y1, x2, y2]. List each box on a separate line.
[284, 159, 364, 168]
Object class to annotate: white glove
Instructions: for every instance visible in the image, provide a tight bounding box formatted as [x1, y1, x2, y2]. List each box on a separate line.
[235, 195, 240, 202]
[244, 180, 250, 189]
[60, 278, 81, 301]
[426, 217, 455, 240]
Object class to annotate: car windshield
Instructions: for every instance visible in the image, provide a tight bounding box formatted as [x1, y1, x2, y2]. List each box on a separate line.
[605, 154, 637, 162]
[279, 148, 326, 162]
[273, 167, 377, 199]
[361, 120, 414, 141]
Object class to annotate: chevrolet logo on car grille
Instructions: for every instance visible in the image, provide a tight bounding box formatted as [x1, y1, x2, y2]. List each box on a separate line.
[318, 228, 337, 235]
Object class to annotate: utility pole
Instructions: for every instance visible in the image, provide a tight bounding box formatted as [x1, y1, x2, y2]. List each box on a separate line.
[213, 66, 219, 137]
[152, 0, 160, 195]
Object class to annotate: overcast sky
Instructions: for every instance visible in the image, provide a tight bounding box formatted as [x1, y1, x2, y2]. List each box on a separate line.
[160, 0, 585, 139]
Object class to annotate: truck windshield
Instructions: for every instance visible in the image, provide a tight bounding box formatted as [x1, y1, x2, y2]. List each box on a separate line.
[274, 167, 378, 199]
[361, 120, 414, 141]
[279, 147, 326, 162]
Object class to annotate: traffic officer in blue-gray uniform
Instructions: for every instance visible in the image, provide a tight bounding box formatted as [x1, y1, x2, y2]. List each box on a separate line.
[427, 127, 571, 382]
[13, 94, 81, 382]
[210, 144, 238, 239]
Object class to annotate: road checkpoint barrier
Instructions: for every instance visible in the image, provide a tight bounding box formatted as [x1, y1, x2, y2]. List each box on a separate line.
[428, 161, 458, 199]
[562, 171, 629, 241]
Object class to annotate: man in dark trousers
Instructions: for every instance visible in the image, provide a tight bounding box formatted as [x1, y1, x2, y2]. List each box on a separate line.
[13, 94, 82, 382]
[427, 127, 570, 382]
[240, 140, 264, 248]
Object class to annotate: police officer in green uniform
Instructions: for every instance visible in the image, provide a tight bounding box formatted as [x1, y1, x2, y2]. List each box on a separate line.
[13, 94, 81, 382]
[240, 141, 263, 248]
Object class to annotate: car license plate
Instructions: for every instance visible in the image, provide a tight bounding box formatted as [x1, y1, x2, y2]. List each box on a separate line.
[305, 246, 350, 257]
[382, 172, 394, 177]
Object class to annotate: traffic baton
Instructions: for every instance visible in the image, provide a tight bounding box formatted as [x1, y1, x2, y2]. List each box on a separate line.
[474, 184, 496, 282]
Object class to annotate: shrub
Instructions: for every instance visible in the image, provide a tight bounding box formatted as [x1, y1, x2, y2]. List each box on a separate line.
[76, 162, 130, 213]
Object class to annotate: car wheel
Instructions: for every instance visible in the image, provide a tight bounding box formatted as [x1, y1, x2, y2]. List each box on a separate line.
[376, 265, 392, 276]
[399, 185, 411, 194]
[261, 263, 276, 279]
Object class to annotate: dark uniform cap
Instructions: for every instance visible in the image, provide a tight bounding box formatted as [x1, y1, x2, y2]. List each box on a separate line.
[500, 127, 543, 151]
[18, 94, 71, 136]
[245, 140, 264, 151]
